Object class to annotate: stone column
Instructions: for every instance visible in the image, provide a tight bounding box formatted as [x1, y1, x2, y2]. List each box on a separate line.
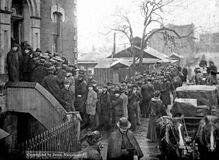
[0, 10, 11, 76]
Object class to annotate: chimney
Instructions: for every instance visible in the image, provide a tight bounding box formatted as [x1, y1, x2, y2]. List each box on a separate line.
[112, 32, 116, 58]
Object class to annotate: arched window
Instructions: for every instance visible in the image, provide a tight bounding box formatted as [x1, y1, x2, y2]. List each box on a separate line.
[51, 3, 65, 53]
[52, 12, 62, 53]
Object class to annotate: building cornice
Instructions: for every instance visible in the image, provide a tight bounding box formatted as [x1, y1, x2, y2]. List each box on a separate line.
[0, 9, 12, 14]
[30, 16, 41, 20]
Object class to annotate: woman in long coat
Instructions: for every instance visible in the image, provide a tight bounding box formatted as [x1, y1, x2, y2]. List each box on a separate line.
[147, 91, 167, 143]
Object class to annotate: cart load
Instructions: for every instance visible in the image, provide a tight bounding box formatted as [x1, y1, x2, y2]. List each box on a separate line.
[174, 85, 219, 111]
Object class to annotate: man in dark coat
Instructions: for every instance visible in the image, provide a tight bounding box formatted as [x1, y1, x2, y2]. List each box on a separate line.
[42, 67, 64, 105]
[112, 90, 124, 127]
[21, 46, 33, 81]
[107, 117, 143, 160]
[81, 131, 103, 160]
[160, 78, 171, 107]
[60, 79, 75, 112]
[141, 80, 154, 118]
[182, 67, 188, 82]
[207, 60, 218, 85]
[30, 61, 49, 85]
[6, 43, 22, 81]
[99, 85, 111, 130]
[147, 91, 167, 143]
[128, 85, 142, 131]
[75, 75, 88, 123]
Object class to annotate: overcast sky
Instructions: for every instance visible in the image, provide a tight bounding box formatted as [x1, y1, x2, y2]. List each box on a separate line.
[78, 0, 219, 52]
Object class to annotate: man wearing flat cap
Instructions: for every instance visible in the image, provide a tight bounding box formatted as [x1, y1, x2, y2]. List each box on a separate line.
[107, 117, 143, 160]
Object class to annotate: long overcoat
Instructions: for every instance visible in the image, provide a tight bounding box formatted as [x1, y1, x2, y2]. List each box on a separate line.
[100, 91, 111, 125]
[107, 129, 143, 160]
[160, 81, 171, 106]
[86, 90, 98, 116]
[112, 96, 124, 125]
[7, 49, 21, 81]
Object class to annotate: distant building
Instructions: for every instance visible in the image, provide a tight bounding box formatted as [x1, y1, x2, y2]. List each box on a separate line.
[148, 24, 195, 57]
[0, 0, 77, 78]
[197, 32, 219, 52]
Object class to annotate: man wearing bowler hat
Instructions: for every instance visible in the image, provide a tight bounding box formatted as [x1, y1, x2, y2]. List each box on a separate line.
[107, 117, 143, 160]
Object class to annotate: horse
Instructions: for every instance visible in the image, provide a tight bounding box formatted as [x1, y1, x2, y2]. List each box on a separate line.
[156, 116, 187, 160]
[196, 115, 219, 160]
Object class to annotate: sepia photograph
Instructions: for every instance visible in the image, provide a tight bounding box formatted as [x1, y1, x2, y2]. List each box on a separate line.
[0, 0, 219, 159]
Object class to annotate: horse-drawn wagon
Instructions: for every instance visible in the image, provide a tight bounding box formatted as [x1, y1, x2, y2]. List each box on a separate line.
[171, 85, 219, 159]
[156, 85, 219, 160]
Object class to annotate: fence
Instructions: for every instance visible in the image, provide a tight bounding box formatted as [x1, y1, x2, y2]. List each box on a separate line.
[4, 112, 81, 159]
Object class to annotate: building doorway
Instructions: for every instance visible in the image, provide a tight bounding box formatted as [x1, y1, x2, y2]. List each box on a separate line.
[11, 0, 24, 44]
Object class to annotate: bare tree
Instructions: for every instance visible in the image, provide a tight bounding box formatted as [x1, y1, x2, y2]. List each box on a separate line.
[112, 0, 193, 72]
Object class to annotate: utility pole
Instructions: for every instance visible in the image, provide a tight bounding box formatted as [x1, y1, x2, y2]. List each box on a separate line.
[112, 32, 116, 58]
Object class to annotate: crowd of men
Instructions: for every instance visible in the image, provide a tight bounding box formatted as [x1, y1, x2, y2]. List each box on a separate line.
[6, 40, 219, 160]
[6, 41, 185, 131]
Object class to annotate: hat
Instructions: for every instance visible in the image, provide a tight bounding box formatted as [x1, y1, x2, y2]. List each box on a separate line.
[114, 90, 121, 94]
[106, 81, 113, 86]
[87, 130, 102, 145]
[53, 56, 64, 63]
[47, 66, 55, 73]
[40, 54, 50, 59]
[117, 117, 131, 129]
[153, 90, 161, 98]
[64, 79, 70, 85]
[103, 85, 108, 89]
[44, 61, 52, 68]
[35, 48, 42, 53]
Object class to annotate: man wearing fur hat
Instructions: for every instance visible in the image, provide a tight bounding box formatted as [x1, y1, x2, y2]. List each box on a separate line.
[107, 117, 143, 160]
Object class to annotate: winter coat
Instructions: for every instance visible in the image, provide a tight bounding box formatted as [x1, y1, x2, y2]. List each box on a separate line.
[86, 90, 98, 116]
[107, 129, 143, 160]
[147, 98, 167, 142]
[128, 92, 142, 130]
[112, 96, 124, 124]
[67, 76, 75, 95]
[7, 49, 21, 81]
[74, 79, 87, 113]
[30, 65, 48, 85]
[42, 74, 63, 104]
[141, 83, 154, 102]
[61, 88, 75, 112]
[120, 93, 128, 118]
[160, 81, 171, 106]
[100, 91, 111, 122]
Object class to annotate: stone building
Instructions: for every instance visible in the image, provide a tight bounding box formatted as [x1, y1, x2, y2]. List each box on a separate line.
[197, 32, 219, 53]
[0, 0, 77, 79]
